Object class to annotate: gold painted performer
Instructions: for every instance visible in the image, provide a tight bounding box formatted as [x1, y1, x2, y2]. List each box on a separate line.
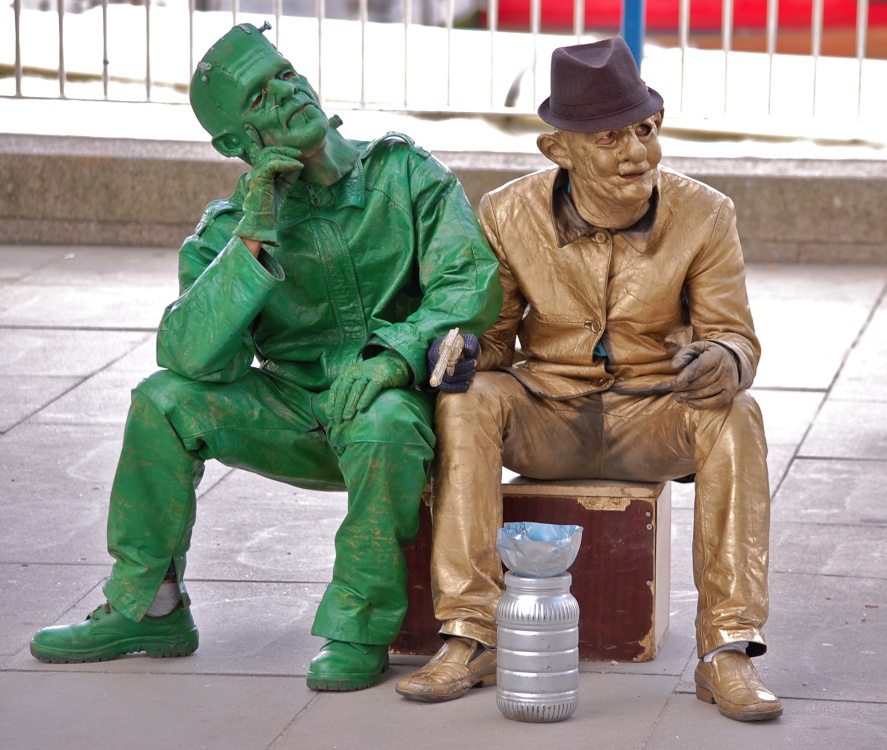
[397, 37, 782, 722]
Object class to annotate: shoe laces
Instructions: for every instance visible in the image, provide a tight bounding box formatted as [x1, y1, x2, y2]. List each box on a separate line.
[87, 602, 112, 621]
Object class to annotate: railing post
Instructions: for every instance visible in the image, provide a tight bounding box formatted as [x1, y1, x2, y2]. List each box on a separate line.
[621, 0, 645, 67]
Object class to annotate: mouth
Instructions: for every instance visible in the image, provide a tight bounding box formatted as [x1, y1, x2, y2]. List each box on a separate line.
[619, 169, 649, 181]
[286, 103, 308, 123]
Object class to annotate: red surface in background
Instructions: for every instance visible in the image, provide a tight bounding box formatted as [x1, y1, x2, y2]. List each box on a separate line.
[486, 0, 887, 32]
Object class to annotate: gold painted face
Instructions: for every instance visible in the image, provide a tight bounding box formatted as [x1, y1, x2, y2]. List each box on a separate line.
[557, 115, 663, 210]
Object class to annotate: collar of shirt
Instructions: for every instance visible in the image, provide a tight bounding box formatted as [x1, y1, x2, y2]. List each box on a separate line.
[549, 167, 660, 253]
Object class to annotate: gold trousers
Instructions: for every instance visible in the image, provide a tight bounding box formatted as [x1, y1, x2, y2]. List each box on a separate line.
[429, 371, 771, 657]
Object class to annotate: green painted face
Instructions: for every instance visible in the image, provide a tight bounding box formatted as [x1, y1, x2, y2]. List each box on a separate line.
[190, 23, 329, 162]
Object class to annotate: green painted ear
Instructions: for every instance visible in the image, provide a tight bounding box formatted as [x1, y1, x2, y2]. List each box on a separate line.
[211, 133, 245, 159]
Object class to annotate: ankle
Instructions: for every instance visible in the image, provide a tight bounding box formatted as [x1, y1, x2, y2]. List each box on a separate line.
[145, 562, 181, 617]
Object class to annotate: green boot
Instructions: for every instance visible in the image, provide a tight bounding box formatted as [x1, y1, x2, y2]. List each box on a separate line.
[30, 602, 199, 664]
[306, 640, 389, 691]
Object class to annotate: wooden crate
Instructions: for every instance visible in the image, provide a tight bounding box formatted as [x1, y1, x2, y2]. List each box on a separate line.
[390, 474, 671, 662]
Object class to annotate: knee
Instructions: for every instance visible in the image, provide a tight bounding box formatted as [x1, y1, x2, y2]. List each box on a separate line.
[726, 391, 765, 430]
[343, 389, 435, 448]
[132, 370, 191, 412]
[697, 390, 767, 445]
[435, 372, 507, 427]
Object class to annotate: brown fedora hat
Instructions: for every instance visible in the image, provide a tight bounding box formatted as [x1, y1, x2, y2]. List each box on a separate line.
[538, 37, 664, 133]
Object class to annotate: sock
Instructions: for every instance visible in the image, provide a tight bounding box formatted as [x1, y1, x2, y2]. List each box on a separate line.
[703, 641, 749, 663]
[145, 562, 182, 617]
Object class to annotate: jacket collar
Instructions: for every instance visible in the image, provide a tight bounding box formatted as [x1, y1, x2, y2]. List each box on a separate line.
[550, 167, 659, 252]
[286, 146, 367, 211]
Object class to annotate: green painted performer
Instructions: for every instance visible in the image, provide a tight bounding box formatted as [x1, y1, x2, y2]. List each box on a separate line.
[29, 22, 501, 692]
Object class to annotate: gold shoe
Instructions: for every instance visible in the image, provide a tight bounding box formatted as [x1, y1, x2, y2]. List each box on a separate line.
[396, 636, 497, 702]
[695, 651, 783, 721]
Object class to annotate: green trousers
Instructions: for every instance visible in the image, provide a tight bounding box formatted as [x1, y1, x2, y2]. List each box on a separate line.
[103, 367, 435, 646]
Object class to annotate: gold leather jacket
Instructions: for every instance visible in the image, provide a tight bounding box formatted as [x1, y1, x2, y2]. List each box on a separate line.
[476, 165, 760, 399]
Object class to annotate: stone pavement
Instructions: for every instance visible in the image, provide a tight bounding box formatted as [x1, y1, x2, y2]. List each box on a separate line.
[1, 245, 886, 749]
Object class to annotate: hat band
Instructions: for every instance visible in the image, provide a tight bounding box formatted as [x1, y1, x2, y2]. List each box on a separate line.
[548, 80, 649, 120]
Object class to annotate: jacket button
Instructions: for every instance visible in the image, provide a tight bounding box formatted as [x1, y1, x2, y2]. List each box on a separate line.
[585, 319, 602, 332]
[593, 231, 608, 243]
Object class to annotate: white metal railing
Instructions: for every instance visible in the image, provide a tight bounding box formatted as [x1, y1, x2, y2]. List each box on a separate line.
[2, 0, 886, 126]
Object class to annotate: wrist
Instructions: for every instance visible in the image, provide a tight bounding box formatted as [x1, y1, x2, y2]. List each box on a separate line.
[376, 349, 411, 384]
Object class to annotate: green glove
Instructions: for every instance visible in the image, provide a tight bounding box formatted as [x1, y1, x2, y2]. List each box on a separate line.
[328, 351, 411, 423]
[234, 146, 303, 247]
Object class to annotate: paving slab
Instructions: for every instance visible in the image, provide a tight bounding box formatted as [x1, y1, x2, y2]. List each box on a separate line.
[830, 294, 887, 402]
[647, 694, 887, 750]
[744, 264, 887, 303]
[187, 470, 342, 585]
[30, 342, 159, 426]
[0, 671, 312, 750]
[0, 328, 152, 378]
[0, 562, 106, 661]
[801, 399, 887, 459]
[0, 423, 233, 562]
[14, 245, 179, 289]
[745, 264, 887, 391]
[0, 245, 72, 280]
[771, 522, 887, 579]
[0, 373, 81, 432]
[278, 670, 679, 750]
[751, 389, 825, 447]
[0, 283, 172, 329]
[751, 298, 875, 390]
[0, 423, 123, 564]
[772, 458, 887, 526]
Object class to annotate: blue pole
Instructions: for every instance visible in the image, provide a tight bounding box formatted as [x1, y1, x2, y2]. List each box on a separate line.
[621, 0, 645, 68]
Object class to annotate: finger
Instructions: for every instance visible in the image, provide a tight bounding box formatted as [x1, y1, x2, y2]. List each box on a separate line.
[673, 352, 721, 389]
[671, 350, 699, 370]
[674, 365, 726, 393]
[329, 377, 354, 422]
[439, 379, 471, 393]
[427, 337, 444, 367]
[682, 390, 732, 410]
[342, 378, 373, 421]
[352, 380, 382, 417]
[670, 342, 705, 369]
[251, 149, 304, 176]
[674, 379, 728, 402]
[273, 156, 305, 173]
[461, 334, 480, 359]
[443, 359, 477, 382]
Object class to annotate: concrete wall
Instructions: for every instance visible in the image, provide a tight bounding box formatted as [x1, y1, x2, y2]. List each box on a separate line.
[2, 133, 886, 263]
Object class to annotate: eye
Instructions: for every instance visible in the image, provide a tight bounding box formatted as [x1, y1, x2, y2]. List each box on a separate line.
[595, 132, 616, 145]
[281, 70, 296, 80]
[636, 123, 653, 137]
[250, 89, 265, 110]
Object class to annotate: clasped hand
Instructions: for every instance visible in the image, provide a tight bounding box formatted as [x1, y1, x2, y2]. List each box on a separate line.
[671, 341, 739, 410]
[328, 351, 410, 423]
[426, 333, 480, 393]
[234, 146, 304, 247]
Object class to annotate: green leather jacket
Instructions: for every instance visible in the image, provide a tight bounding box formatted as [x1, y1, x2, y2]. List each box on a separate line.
[156, 133, 502, 391]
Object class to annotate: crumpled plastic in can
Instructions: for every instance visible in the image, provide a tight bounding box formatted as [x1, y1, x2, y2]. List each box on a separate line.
[497, 521, 583, 577]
